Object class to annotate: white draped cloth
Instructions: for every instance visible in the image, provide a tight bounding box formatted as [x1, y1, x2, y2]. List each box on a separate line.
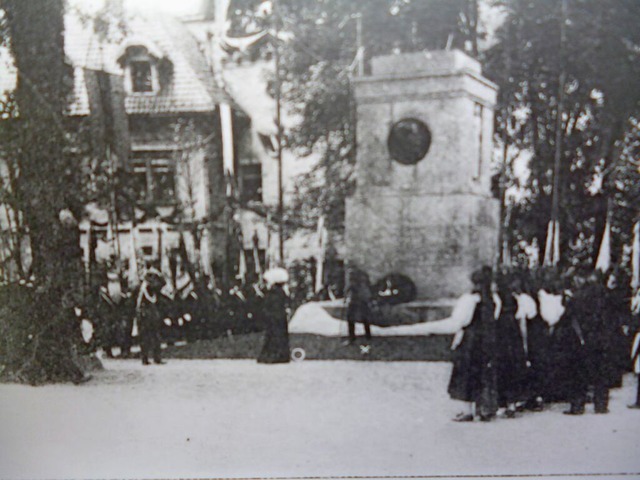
[514, 293, 538, 356]
[538, 289, 565, 327]
[632, 333, 640, 375]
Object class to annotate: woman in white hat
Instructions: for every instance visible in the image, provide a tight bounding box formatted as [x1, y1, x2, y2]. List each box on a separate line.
[258, 268, 290, 364]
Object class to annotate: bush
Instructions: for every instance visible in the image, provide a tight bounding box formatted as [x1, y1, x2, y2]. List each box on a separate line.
[0, 283, 89, 384]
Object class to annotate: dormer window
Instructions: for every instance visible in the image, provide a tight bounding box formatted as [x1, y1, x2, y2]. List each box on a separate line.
[130, 60, 153, 92]
[120, 45, 160, 94]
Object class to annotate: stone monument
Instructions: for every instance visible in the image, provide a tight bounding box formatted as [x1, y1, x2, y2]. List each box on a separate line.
[345, 50, 499, 300]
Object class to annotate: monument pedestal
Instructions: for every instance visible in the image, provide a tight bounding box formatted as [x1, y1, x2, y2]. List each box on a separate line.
[346, 50, 499, 300]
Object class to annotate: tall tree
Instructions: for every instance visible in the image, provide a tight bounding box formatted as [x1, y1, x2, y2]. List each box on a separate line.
[1, 0, 87, 383]
[486, 0, 640, 268]
[264, 0, 480, 232]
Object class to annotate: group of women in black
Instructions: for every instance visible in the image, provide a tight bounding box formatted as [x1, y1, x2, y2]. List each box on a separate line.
[435, 265, 637, 422]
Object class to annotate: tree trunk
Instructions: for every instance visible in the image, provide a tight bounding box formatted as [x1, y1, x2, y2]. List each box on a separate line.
[2, 0, 86, 383]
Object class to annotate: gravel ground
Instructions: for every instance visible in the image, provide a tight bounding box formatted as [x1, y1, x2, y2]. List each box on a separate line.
[1, 360, 639, 480]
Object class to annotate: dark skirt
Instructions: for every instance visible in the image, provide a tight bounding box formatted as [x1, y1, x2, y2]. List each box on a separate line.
[257, 288, 290, 364]
[496, 312, 529, 405]
[447, 304, 498, 417]
[258, 321, 290, 363]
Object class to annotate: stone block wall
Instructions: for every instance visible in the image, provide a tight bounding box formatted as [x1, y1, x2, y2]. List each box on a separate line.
[346, 50, 499, 300]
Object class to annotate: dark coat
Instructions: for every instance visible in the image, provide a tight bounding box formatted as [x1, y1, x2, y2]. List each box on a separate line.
[448, 294, 498, 417]
[605, 286, 631, 387]
[137, 287, 164, 362]
[526, 313, 554, 399]
[257, 285, 290, 364]
[496, 293, 530, 404]
[345, 269, 372, 326]
[559, 284, 621, 397]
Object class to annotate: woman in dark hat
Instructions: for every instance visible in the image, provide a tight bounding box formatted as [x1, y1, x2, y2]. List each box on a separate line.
[495, 271, 530, 417]
[447, 266, 499, 421]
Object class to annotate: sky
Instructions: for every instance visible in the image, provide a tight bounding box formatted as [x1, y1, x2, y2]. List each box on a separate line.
[69, 0, 204, 17]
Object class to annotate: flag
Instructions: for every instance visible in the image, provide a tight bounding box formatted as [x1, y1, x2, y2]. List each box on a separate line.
[315, 216, 327, 293]
[553, 221, 560, 267]
[502, 240, 512, 267]
[237, 247, 247, 284]
[159, 225, 173, 291]
[252, 231, 262, 276]
[595, 219, 611, 273]
[220, 103, 234, 176]
[265, 229, 273, 270]
[631, 220, 639, 290]
[265, 228, 280, 270]
[200, 229, 213, 278]
[127, 224, 139, 290]
[221, 31, 268, 52]
[543, 220, 560, 267]
[552, 220, 560, 266]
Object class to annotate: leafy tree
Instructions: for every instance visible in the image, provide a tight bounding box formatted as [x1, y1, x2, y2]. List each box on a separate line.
[0, 0, 89, 383]
[239, 0, 482, 232]
[486, 0, 640, 268]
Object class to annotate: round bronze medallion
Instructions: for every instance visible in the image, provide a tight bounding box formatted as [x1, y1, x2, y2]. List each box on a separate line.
[387, 118, 431, 165]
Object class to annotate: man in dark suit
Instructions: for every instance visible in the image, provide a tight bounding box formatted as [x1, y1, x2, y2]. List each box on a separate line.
[136, 269, 166, 365]
[344, 265, 372, 345]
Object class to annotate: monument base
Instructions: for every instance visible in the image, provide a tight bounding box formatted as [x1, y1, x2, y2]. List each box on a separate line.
[346, 190, 498, 300]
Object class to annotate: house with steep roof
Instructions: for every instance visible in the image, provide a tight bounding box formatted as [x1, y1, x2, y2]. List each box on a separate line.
[0, 7, 259, 287]
[1, 0, 325, 289]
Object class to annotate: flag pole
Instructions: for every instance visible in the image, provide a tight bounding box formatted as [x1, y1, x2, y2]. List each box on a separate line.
[549, 0, 567, 268]
[273, 0, 285, 266]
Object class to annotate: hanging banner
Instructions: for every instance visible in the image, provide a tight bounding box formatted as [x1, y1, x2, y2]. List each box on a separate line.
[543, 220, 554, 266]
[595, 219, 611, 273]
[552, 220, 560, 266]
[237, 247, 247, 284]
[128, 224, 140, 290]
[631, 220, 639, 290]
[220, 103, 234, 176]
[315, 216, 327, 293]
[252, 232, 262, 276]
[200, 229, 213, 278]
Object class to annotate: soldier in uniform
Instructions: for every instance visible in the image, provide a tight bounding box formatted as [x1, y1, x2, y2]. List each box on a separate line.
[136, 269, 166, 365]
[562, 271, 620, 414]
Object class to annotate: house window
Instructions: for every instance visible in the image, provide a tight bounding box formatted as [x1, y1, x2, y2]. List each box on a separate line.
[131, 155, 175, 205]
[239, 163, 262, 203]
[130, 61, 153, 92]
[123, 46, 159, 94]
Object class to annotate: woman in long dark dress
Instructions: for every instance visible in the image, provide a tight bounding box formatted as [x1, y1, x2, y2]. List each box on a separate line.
[496, 273, 530, 417]
[447, 266, 499, 421]
[257, 268, 291, 364]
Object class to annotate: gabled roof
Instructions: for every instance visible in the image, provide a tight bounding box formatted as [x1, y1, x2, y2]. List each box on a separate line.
[64, 10, 230, 115]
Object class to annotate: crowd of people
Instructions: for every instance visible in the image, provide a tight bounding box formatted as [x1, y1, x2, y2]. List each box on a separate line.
[77, 257, 640, 415]
[81, 262, 293, 366]
[421, 265, 640, 421]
